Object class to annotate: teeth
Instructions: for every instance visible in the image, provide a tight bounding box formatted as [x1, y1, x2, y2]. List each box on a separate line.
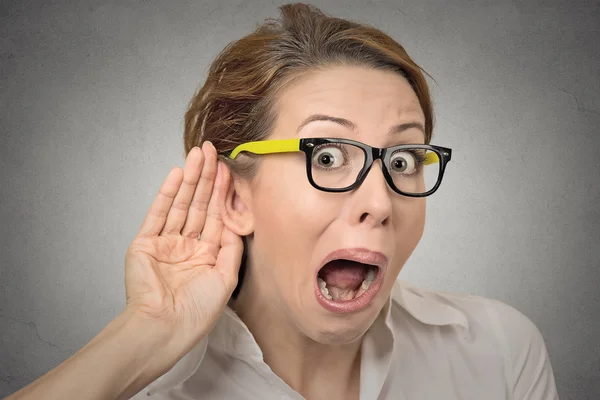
[318, 277, 326, 289]
[318, 268, 377, 302]
[365, 268, 375, 282]
[359, 267, 377, 291]
[318, 277, 333, 300]
[361, 279, 370, 290]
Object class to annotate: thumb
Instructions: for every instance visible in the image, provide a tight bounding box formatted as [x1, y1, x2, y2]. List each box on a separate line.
[215, 226, 244, 291]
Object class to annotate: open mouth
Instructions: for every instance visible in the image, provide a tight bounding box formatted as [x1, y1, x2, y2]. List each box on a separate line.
[317, 259, 380, 301]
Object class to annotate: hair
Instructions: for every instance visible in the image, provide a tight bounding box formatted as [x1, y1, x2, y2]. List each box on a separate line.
[183, 3, 435, 298]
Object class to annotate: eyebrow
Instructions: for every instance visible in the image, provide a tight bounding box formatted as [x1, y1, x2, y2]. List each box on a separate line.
[296, 114, 425, 136]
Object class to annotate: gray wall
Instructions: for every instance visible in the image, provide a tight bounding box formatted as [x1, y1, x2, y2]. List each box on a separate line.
[1, 0, 598, 398]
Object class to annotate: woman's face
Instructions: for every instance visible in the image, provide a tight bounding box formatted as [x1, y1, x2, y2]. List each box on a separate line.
[238, 65, 426, 344]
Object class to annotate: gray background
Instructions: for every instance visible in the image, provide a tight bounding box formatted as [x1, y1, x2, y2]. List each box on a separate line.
[1, 0, 598, 398]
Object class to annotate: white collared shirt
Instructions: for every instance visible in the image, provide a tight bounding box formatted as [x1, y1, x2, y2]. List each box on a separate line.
[132, 280, 558, 399]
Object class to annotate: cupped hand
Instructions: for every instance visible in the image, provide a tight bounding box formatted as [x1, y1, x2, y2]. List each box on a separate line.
[123, 141, 243, 347]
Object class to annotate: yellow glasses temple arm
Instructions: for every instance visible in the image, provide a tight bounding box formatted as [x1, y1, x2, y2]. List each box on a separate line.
[424, 152, 439, 165]
[229, 139, 301, 159]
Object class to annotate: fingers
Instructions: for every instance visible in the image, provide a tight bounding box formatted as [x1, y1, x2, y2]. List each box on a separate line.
[216, 225, 244, 287]
[180, 142, 219, 238]
[198, 161, 230, 246]
[137, 141, 223, 240]
[137, 167, 184, 238]
[160, 146, 205, 236]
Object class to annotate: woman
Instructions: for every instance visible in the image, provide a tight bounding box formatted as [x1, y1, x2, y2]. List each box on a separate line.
[8, 3, 558, 400]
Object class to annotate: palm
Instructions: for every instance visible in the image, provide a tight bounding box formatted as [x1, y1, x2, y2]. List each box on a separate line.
[126, 236, 227, 322]
[124, 143, 242, 339]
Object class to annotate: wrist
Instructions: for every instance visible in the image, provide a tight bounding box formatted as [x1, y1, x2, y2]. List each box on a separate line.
[114, 307, 181, 378]
[83, 307, 182, 399]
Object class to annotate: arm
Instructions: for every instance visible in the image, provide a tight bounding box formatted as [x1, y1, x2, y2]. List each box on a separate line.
[6, 308, 182, 400]
[7, 143, 242, 400]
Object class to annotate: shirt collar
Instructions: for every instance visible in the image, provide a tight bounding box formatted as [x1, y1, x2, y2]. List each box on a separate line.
[145, 280, 469, 396]
[392, 280, 470, 331]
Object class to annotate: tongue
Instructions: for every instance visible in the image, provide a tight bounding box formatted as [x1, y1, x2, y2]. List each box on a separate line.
[319, 260, 366, 290]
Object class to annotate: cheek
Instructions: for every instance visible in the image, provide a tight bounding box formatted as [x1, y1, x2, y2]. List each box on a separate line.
[250, 159, 332, 274]
[392, 199, 426, 267]
[253, 157, 317, 223]
[253, 155, 340, 225]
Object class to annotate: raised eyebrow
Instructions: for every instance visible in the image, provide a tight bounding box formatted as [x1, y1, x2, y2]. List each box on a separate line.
[389, 122, 425, 135]
[296, 115, 424, 136]
[296, 114, 357, 134]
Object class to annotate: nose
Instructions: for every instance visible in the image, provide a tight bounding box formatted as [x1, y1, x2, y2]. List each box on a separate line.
[348, 160, 392, 227]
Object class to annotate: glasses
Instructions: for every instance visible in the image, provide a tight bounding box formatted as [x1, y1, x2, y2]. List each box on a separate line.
[227, 138, 452, 197]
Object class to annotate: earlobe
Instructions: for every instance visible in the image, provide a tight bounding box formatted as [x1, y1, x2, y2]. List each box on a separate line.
[221, 175, 254, 236]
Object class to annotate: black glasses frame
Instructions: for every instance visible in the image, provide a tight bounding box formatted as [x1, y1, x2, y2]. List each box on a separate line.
[299, 138, 452, 197]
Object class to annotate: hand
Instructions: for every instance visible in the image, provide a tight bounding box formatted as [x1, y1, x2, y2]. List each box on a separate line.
[123, 141, 243, 351]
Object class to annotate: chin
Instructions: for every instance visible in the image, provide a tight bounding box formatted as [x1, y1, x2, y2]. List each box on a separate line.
[304, 306, 382, 345]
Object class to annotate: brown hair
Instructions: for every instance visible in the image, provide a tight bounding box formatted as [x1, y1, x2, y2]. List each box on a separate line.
[182, 3, 435, 298]
[183, 3, 435, 171]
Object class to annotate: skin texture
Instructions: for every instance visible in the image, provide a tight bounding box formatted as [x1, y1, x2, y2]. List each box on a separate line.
[224, 65, 427, 400]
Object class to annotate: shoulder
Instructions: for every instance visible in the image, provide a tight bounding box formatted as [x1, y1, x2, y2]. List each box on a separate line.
[392, 279, 541, 337]
[391, 281, 558, 399]
[480, 295, 559, 399]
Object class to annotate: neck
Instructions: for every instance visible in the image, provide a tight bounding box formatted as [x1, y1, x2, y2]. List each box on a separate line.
[231, 275, 362, 400]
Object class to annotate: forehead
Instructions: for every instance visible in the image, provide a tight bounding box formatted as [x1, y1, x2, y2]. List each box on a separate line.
[273, 66, 425, 136]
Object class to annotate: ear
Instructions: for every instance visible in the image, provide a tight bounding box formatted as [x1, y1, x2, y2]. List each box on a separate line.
[221, 172, 254, 236]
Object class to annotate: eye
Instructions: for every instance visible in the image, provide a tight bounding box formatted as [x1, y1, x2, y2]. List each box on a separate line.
[312, 144, 347, 169]
[389, 151, 420, 174]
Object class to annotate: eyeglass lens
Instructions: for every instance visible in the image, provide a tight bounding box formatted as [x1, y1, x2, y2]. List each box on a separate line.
[310, 142, 440, 194]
